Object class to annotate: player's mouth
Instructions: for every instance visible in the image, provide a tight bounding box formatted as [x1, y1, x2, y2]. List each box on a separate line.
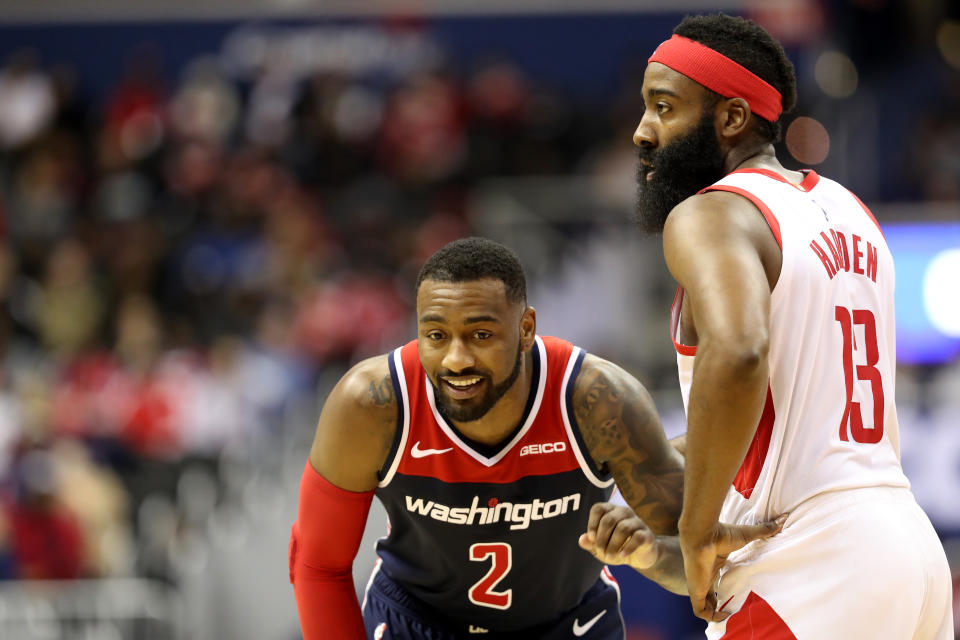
[441, 376, 485, 399]
[641, 160, 655, 181]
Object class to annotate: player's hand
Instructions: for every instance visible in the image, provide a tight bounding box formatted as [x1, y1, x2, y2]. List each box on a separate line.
[679, 515, 787, 622]
[577, 502, 659, 570]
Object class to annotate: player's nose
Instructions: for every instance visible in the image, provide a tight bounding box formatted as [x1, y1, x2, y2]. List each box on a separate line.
[441, 337, 475, 373]
[633, 116, 657, 148]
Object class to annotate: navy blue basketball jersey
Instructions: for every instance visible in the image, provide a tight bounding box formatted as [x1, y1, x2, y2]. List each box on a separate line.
[370, 335, 616, 632]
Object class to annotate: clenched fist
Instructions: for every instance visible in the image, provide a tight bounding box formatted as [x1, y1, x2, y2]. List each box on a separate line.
[577, 502, 661, 571]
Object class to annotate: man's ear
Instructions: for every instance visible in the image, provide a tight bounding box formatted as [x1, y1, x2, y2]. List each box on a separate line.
[520, 306, 536, 350]
[718, 97, 751, 139]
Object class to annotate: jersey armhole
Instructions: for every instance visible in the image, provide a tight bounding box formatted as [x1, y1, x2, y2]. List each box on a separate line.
[377, 348, 409, 487]
[670, 285, 697, 356]
[562, 349, 615, 488]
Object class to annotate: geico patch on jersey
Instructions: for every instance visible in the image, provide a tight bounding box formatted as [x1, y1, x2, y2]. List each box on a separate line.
[404, 493, 581, 530]
[519, 441, 567, 456]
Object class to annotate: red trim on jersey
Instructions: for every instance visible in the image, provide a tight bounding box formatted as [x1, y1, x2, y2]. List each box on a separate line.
[702, 184, 783, 250]
[846, 189, 885, 239]
[670, 286, 697, 356]
[801, 170, 820, 191]
[799, 169, 820, 191]
[721, 591, 797, 639]
[732, 386, 775, 499]
[394, 337, 585, 484]
[727, 168, 820, 192]
[718, 594, 736, 612]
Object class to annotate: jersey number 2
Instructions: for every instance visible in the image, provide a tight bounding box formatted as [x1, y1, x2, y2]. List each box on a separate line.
[468, 542, 512, 610]
[835, 306, 884, 443]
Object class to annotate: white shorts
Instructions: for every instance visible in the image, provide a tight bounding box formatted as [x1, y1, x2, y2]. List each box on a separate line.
[706, 486, 953, 640]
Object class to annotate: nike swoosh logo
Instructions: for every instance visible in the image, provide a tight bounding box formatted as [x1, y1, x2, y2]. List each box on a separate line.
[411, 441, 454, 458]
[573, 609, 606, 636]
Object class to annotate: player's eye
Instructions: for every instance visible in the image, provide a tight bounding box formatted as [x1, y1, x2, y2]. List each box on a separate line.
[656, 102, 670, 114]
[426, 330, 445, 341]
[474, 330, 492, 340]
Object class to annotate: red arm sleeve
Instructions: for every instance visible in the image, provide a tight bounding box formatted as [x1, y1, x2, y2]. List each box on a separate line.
[289, 461, 375, 640]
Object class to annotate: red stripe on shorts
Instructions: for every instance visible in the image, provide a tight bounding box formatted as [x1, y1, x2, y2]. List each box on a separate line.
[721, 591, 796, 639]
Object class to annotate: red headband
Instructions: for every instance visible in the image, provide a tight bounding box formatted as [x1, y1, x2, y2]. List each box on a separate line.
[648, 35, 783, 121]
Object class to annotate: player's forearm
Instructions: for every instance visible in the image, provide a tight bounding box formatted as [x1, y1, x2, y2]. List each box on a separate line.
[678, 341, 768, 538]
[290, 462, 374, 639]
[292, 566, 365, 639]
[633, 536, 688, 595]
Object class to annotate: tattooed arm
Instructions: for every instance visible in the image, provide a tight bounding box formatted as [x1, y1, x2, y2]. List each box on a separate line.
[573, 356, 783, 596]
[292, 355, 397, 639]
[573, 354, 684, 534]
[573, 354, 687, 593]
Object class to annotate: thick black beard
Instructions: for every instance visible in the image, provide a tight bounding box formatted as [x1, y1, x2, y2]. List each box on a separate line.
[634, 111, 727, 235]
[432, 341, 524, 423]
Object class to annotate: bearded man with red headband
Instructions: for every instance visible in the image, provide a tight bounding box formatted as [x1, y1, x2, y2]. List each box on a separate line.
[609, 12, 954, 639]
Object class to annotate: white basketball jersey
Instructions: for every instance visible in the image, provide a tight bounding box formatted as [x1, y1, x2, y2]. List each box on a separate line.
[672, 168, 910, 526]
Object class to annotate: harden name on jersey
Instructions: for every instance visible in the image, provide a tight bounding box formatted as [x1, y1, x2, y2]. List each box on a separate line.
[809, 225, 879, 283]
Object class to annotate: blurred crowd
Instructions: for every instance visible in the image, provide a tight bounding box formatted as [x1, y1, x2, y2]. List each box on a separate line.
[0, 36, 644, 588]
[0, 11, 956, 598]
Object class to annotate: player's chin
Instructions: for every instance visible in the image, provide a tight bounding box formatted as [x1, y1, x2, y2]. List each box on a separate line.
[437, 394, 491, 422]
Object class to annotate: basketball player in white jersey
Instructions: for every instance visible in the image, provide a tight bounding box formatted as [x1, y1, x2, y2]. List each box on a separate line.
[605, 12, 953, 640]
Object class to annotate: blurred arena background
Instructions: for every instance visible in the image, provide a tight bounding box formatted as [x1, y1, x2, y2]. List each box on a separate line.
[0, 0, 956, 638]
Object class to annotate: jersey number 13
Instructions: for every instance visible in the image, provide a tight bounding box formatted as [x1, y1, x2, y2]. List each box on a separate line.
[835, 306, 884, 444]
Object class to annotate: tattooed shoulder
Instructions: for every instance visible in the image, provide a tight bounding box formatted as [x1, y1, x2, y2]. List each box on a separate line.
[345, 355, 397, 416]
[572, 361, 634, 465]
[367, 374, 395, 407]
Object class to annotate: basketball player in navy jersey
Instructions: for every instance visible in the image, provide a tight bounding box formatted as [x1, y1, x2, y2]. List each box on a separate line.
[289, 237, 781, 639]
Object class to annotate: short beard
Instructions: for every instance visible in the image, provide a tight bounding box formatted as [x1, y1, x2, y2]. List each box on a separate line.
[432, 341, 524, 423]
[634, 110, 726, 235]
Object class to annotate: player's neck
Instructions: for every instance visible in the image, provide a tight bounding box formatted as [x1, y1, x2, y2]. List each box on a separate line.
[726, 143, 805, 186]
[449, 350, 535, 446]
[724, 141, 776, 174]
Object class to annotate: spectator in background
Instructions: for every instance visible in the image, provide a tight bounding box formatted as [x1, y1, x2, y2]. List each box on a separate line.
[112, 294, 182, 460]
[0, 49, 55, 151]
[245, 55, 298, 148]
[34, 239, 104, 360]
[6, 144, 75, 248]
[48, 439, 133, 577]
[4, 447, 86, 580]
[285, 72, 382, 187]
[379, 72, 466, 184]
[169, 57, 241, 146]
[99, 44, 166, 170]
